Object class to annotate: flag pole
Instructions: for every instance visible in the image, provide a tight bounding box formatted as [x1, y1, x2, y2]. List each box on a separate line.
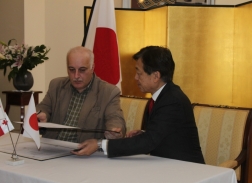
[6, 122, 18, 159]
[6, 122, 24, 166]
[82, 0, 97, 46]
[11, 125, 23, 159]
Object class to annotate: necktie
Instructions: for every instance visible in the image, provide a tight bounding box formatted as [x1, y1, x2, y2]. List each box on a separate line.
[148, 98, 154, 113]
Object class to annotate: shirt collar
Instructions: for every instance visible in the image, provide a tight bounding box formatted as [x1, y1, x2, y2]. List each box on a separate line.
[152, 84, 166, 101]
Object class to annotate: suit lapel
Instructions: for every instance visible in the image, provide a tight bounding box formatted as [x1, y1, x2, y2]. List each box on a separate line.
[147, 82, 173, 117]
[154, 81, 172, 108]
[77, 76, 99, 129]
[59, 80, 72, 124]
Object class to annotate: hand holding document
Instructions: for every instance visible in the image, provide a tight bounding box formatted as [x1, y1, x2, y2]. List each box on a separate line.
[36, 111, 47, 122]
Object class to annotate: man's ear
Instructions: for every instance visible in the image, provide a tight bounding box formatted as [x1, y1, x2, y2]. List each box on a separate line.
[91, 63, 95, 71]
[153, 71, 161, 81]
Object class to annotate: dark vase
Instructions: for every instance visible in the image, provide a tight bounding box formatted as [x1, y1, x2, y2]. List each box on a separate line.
[13, 71, 34, 91]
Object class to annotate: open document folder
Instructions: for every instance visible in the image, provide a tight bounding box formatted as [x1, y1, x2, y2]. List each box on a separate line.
[0, 133, 78, 161]
[14, 121, 119, 133]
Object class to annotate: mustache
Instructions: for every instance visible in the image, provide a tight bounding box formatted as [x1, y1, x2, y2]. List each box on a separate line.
[73, 79, 83, 82]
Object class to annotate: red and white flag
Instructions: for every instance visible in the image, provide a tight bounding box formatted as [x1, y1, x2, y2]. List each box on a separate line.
[0, 99, 5, 120]
[23, 93, 40, 149]
[85, 0, 122, 89]
[0, 99, 14, 136]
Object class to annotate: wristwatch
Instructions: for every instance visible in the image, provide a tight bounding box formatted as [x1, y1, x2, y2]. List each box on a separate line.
[97, 139, 103, 152]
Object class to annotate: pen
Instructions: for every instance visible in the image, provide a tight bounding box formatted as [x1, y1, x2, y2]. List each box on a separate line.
[36, 110, 42, 122]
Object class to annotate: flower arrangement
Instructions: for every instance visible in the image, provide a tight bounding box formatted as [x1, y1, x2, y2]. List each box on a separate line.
[0, 39, 50, 81]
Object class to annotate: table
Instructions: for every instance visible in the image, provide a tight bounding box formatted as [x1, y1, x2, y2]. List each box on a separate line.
[0, 133, 237, 183]
[2, 91, 42, 122]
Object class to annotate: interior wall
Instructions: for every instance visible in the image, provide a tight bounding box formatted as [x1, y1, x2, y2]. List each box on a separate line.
[24, 0, 46, 101]
[0, 0, 25, 128]
[0, 0, 24, 44]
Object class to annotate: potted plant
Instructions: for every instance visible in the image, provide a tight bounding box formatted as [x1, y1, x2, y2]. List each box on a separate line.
[0, 39, 50, 91]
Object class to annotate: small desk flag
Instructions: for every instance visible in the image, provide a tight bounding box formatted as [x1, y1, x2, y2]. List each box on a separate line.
[84, 0, 122, 89]
[23, 93, 40, 149]
[0, 98, 14, 136]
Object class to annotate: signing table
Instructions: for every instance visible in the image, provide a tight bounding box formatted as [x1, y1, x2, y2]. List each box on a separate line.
[0, 133, 237, 183]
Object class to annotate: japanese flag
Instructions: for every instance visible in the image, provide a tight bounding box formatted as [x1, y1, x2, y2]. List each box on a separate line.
[23, 93, 40, 149]
[0, 99, 14, 136]
[84, 0, 121, 89]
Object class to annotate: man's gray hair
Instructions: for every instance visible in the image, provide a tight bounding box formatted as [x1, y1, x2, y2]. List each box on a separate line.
[67, 46, 94, 69]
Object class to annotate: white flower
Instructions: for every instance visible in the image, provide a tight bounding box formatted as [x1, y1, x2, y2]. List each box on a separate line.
[3, 47, 9, 52]
[32, 52, 39, 57]
[0, 53, 5, 60]
[11, 60, 23, 69]
[9, 46, 16, 54]
[5, 54, 12, 60]
[23, 50, 28, 58]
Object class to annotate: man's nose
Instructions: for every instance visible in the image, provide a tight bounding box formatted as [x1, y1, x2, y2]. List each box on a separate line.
[74, 71, 80, 78]
[134, 73, 138, 80]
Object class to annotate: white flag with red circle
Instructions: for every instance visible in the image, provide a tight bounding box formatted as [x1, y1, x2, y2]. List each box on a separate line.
[23, 93, 40, 149]
[84, 0, 121, 89]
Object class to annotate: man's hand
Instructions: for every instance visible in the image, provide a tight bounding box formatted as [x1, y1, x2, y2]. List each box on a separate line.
[37, 112, 47, 122]
[125, 130, 143, 138]
[104, 127, 123, 139]
[71, 139, 98, 156]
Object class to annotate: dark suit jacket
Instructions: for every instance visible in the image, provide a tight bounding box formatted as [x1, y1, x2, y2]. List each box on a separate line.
[108, 81, 205, 164]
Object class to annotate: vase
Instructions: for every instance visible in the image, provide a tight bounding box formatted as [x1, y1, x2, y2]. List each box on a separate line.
[13, 71, 34, 91]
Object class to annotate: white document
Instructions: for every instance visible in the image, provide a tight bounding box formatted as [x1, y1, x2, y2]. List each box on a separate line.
[14, 121, 114, 133]
[15, 121, 79, 129]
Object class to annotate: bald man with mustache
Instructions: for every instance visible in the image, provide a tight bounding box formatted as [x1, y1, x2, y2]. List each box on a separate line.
[36, 46, 126, 143]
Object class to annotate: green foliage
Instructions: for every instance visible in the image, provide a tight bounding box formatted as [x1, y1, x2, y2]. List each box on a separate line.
[0, 40, 50, 81]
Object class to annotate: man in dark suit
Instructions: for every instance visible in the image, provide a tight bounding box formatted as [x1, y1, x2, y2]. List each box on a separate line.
[72, 46, 205, 164]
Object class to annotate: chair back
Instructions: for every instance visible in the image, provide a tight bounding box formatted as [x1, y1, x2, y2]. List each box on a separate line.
[120, 95, 149, 133]
[192, 103, 252, 183]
